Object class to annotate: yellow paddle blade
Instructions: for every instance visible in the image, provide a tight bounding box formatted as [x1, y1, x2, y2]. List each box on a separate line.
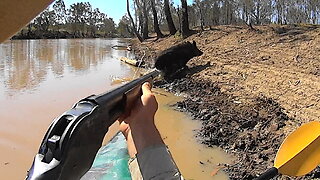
[275, 121, 320, 176]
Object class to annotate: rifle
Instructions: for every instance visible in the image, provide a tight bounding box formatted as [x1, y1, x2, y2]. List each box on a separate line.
[26, 70, 161, 180]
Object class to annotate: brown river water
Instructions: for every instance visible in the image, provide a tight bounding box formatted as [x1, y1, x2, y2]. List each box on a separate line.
[0, 39, 232, 179]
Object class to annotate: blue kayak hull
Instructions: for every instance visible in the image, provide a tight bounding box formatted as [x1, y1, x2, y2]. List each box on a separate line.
[81, 132, 131, 180]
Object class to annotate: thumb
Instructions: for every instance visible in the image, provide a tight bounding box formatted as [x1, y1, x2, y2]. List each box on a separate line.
[141, 82, 152, 95]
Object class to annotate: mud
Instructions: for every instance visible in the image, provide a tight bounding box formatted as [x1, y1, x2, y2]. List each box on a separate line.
[133, 24, 320, 179]
[156, 77, 318, 179]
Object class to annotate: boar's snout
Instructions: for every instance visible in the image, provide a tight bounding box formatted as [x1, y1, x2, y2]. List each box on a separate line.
[192, 41, 203, 56]
[196, 49, 203, 56]
[193, 48, 203, 56]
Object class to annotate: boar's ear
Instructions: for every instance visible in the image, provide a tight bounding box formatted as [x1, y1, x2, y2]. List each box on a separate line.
[193, 40, 196, 46]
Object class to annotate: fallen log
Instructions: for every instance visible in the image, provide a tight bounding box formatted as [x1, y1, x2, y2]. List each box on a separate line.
[119, 57, 144, 67]
[112, 45, 132, 51]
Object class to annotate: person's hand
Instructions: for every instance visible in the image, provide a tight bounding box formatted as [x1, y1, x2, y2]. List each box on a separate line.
[119, 81, 158, 136]
[118, 82, 163, 157]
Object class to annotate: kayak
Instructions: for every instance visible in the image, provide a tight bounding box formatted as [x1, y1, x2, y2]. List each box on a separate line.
[81, 132, 131, 180]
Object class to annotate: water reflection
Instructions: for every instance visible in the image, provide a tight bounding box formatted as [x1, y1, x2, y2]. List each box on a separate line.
[0, 39, 137, 179]
[0, 39, 133, 94]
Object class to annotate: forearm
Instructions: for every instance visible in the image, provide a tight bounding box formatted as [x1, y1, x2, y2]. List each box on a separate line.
[127, 121, 183, 180]
[120, 82, 182, 179]
[130, 121, 164, 155]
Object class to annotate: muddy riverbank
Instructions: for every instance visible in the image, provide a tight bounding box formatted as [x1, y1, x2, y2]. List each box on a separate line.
[133, 24, 320, 179]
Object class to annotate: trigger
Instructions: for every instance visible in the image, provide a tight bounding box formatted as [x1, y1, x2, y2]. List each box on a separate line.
[43, 135, 60, 163]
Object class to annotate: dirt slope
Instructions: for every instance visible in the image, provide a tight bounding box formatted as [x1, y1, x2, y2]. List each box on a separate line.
[134, 24, 320, 179]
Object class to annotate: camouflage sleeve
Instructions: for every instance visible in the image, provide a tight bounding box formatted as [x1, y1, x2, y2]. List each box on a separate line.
[128, 144, 184, 180]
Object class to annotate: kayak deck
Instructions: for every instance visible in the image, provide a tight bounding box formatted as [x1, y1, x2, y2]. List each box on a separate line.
[81, 132, 131, 180]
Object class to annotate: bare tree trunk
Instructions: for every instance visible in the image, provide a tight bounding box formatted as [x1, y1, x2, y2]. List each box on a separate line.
[138, 13, 143, 34]
[256, 0, 261, 25]
[164, 0, 177, 35]
[151, 0, 164, 38]
[276, 1, 282, 24]
[177, 6, 181, 31]
[142, 0, 149, 39]
[199, 8, 204, 31]
[212, 2, 219, 26]
[180, 0, 190, 38]
[127, 0, 143, 42]
[195, 0, 204, 31]
[134, 0, 144, 35]
[133, 1, 141, 33]
[312, 10, 317, 24]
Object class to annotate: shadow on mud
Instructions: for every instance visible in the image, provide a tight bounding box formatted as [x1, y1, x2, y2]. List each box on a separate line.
[188, 62, 212, 76]
[159, 63, 212, 82]
[272, 24, 319, 35]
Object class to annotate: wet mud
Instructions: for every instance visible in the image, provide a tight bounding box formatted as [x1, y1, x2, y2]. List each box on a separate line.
[155, 77, 317, 179]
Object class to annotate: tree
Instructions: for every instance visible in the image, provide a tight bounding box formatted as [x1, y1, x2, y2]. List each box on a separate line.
[308, 0, 320, 24]
[180, 0, 190, 37]
[134, 0, 144, 35]
[286, 1, 308, 24]
[101, 16, 116, 37]
[117, 16, 134, 37]
[221, 0, 234, 24]
[33, 9, 56, 33]
[88, 8, 100, 37]
[194, 0, 204, 30]
[127, 0, 144, 42]
[68, 2, 92, 36]
[211, 0, 220, 25]
[274, 0, 286, 24]
[164, 0, 177, 35]
[16, 0, 320, 40]
[141, 0, 149, 39]
[151, 0, 164, 38]
[17, 0, 136, 39]
[53, 0, 66, 25]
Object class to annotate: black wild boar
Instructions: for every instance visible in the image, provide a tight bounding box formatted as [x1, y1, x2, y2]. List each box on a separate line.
[155, 41, 203, 76]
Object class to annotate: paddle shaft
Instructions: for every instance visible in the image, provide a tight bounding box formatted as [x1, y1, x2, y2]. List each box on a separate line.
[256, 167, 278, 180]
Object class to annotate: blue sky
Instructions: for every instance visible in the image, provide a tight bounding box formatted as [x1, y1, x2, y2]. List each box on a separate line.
[63, 0, 193, 23]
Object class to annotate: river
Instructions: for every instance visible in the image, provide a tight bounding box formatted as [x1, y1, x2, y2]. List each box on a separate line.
[0, 39, 231, 179]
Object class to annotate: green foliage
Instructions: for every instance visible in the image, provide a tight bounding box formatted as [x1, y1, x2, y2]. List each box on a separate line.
[18, 0, 133, 39]
[16, 0, 320, 40]
[173, 30, 183, 39]
[117, 16, 134, 38]
[33, 9, 56, 32]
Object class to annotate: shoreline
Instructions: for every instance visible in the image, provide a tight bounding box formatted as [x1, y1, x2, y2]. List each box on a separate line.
[132, 25, 320, 179]
[11, 31, 119, 40]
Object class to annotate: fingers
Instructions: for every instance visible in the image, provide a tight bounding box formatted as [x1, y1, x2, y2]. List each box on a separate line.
[141, 82, 152, 95]
[118, 121, 131, 139]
